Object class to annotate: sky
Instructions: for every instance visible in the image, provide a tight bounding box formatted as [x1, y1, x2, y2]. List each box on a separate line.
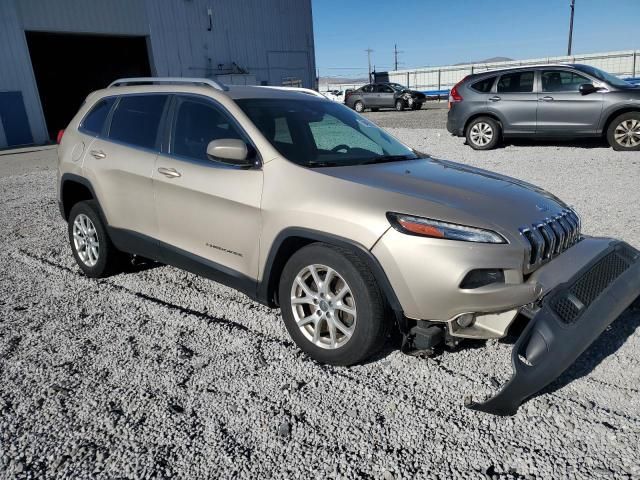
[311, 0, 640, 79]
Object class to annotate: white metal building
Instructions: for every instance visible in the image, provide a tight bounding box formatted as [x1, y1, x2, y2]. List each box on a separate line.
[0, 0, 316, 148]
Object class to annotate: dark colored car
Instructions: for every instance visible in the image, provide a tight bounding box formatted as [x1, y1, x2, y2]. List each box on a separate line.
[446, 64, 640, 151]
[345, 83, 427, 112]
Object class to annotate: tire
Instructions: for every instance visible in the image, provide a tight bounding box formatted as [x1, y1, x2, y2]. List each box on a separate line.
[354, 101, 365, 113]
[278, 243, 387, 366]
[465, 116, 501, 150]
[68, 200, 125, 278]
[395, 99, 404, 111]
[606, 112, 640, 151]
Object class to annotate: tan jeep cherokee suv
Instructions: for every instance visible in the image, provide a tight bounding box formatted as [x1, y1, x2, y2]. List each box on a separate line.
[58, 78, 640, 415]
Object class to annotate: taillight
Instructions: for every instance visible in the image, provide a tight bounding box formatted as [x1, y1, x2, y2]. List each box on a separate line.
[448, 77, 466, 108]
[56, 129, 65, 144]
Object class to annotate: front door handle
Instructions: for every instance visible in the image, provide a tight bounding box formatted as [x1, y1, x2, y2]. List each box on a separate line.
[89, 150, 106, 159]
[157, 167, 182, 179]
[539, 96, 554, 102]
[488, 96, 501, 102]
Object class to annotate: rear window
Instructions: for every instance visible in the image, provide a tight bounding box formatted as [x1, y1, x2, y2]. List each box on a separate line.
[108, 95, 168, 150]
[497, 71, 534, 93]
[81, 97, 116, 136]
[471, 76, 496, 93]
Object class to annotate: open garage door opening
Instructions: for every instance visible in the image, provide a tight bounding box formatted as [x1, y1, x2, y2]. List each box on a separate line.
[26, 32, 151, 141]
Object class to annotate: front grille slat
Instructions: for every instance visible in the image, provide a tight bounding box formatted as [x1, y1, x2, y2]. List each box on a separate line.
[520, 208, 582, 272]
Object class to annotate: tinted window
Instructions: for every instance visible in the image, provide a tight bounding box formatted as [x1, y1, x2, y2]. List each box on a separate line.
[541, 70, 589, 92]
[361, 85, 374, 93]
[497, 71, 534, 93]
[237, 99, 417, 167]
[172, 97, 244, 161]
[81, 97, 116, 135]
[109, 95, 167, 150]
[376, 85, 394, 93]
[471, 76, 496, 93]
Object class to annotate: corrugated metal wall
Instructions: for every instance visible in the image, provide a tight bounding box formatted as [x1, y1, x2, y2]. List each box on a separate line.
[0, 0, 315, 148]
[0, 1, 49, 145]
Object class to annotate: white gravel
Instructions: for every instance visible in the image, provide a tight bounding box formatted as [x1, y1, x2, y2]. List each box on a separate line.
[1, 128, 639, 479]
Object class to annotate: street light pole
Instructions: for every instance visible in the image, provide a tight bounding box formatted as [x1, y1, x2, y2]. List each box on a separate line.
[365, 48, 373, 83]
[567, 0, 576, 56]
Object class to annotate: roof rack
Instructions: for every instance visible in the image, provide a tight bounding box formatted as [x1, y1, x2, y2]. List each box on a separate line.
[108, 77, 228, 91]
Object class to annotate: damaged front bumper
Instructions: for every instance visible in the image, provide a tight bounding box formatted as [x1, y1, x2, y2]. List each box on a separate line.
[466, 240, 640, 416]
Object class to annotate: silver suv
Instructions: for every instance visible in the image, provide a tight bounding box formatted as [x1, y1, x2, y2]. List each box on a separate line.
[447, 64, 640, 151]
[58, 77, 640, 415]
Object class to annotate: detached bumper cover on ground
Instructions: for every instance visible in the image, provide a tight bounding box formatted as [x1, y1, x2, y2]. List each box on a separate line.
[467, 240, 640, 416]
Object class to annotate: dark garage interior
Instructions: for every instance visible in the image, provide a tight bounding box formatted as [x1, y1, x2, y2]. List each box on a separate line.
[25, 32, 151, 141]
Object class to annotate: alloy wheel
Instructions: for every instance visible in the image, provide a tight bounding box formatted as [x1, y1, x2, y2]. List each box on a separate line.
[470, 122, 494, 147]
[614, 119, 640, 148]
[73, 213, 100, 267]
[290, 264, 357, 350]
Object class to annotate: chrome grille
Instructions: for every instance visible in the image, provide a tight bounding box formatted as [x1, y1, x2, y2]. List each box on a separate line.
[520, 209, 581, 271]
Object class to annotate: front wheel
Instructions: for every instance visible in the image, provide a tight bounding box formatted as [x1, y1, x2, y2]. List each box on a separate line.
[607, 112, 640, 151]
[279, 243, 387, 366]
[395, 99, 404, 111]
[465, 116, 501, 150]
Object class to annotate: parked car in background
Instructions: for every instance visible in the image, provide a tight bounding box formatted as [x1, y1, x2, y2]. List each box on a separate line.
[322, 89, 346, 103]
[447, 64, 640, 151]
[345, 83, 427, 112]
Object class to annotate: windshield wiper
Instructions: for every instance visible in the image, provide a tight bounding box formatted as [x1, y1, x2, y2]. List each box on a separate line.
[358, 155, 418, 165]
[306, 160, 342, 168]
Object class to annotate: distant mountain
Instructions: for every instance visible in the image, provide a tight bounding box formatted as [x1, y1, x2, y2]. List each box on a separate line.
[318, 76, 367, 89]
[455, 56, 514, 65]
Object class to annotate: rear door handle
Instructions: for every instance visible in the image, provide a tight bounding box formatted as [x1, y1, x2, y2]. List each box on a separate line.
[157, 167, 182, 178]
[89, 150, 106, 159]
[539, 96, 554, 102]
[488, 96, 501, 102]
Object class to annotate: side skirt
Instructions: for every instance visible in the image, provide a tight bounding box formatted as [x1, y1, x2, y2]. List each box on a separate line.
[108, 227, 260, 303]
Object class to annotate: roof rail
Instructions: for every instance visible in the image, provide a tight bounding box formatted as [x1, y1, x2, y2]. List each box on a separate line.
[108, 77, 228, 91]
[259, 86, 326, 98]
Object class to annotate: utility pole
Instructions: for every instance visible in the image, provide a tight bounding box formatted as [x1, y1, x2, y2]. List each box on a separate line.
[365, 48, 373, 83]
[394, 44, 398, 71]
[567, 0, 576, 56]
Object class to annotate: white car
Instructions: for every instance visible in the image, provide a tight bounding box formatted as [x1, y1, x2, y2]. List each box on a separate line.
[322, 89, 345, 103]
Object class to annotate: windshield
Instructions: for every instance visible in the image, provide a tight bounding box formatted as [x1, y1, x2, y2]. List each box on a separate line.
[236, 98, 420, 167]
[573, 65, 633, 88]
[388, 83, 408, 91]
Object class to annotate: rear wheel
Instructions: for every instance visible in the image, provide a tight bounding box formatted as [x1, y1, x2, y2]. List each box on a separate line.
[466, 116, 501, 150]
[354, 101, 365, 113]
[395, 99, 404, 111]
[279, 243, 386, 366]
[607, 112, 640, 151]
[68, 200, 125, 278]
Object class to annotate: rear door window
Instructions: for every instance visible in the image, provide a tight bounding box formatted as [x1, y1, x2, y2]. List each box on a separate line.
[471, 76, 496, 93]
[108, 95, 168, 150]
[541, 70, 590, 92]
[81, 97, 116, 136]
[497, 71, 535, 93]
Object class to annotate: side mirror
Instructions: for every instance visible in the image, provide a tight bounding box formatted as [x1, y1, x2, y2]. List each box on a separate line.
[578, 83, 599, 95]
[206, 139, 251, 166]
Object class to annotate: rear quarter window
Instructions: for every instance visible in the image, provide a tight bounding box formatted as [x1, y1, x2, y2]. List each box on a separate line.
[108, 95, 168, 150]
[471, 76, 496, 93]
[80, 97, 116, 136]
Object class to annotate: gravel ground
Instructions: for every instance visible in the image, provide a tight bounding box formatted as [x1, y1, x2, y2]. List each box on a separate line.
[1, 118, 640, 480]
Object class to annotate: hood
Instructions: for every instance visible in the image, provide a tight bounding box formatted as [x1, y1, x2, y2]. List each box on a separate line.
[319, 157, 569, 237]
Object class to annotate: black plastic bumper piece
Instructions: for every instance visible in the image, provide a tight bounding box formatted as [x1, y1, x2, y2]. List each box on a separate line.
[466, 241, 640, 416]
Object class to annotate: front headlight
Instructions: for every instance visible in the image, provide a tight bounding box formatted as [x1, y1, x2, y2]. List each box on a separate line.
[386, 212, 506, 244]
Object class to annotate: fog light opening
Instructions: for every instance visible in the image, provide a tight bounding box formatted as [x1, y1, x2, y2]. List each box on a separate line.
[456, 313, 475, 328]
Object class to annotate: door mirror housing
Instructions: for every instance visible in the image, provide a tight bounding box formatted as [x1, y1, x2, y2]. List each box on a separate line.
[578, 83, 600, 95]
[206, 139, 252, 166]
